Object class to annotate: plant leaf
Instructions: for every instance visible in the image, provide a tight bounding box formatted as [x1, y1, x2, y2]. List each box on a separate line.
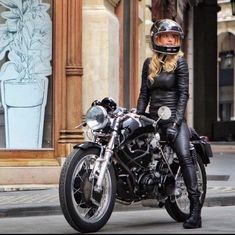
[0, 0, 21, 9]
[0, 61, 20, 81]
[0, 45, 9, 60]
[1, 9, 21, 20]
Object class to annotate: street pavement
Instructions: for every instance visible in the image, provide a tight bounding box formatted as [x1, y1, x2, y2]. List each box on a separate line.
[0, 152, 235, 218]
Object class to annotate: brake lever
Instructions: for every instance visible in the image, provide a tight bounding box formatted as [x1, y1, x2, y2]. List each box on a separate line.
[75, 122, 87, 129]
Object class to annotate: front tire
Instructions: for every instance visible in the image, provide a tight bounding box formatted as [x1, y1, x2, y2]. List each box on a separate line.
[59, 147, 116, 233]
[165, 154, 207, 222]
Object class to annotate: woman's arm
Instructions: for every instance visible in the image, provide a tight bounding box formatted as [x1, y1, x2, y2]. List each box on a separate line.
[136, 58, 151, 114]
[175, 56, 189, 126]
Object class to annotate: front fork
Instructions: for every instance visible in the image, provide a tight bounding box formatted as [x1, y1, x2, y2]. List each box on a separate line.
[90, 117, 120, 192]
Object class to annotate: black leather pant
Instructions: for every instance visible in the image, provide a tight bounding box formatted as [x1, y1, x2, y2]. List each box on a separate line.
[161, 121, 201, 199]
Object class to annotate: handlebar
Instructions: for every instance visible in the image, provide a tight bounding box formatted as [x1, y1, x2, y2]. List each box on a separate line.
[139, 115, 156, 125]
[125, 112, 157, 126]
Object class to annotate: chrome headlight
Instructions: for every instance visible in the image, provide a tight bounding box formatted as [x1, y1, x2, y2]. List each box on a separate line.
[85, 106, 109, 130]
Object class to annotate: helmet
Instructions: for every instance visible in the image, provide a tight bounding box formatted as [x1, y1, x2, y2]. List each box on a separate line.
[100, 97, 117, 112]
[150, 19, 184, 54]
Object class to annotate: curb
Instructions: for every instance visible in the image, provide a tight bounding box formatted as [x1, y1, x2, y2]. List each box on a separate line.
[0, 205, 62, 218]
[0, 184, 58, 192]
[204, 195, 235, 207]
[0, 194, 235, 218]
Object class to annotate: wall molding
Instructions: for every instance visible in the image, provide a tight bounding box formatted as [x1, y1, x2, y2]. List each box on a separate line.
[66, 65, 83, 76]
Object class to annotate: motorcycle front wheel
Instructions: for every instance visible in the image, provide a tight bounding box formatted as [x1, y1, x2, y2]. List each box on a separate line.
[59, 147, 116, 233]
[165, 153, 207, 222]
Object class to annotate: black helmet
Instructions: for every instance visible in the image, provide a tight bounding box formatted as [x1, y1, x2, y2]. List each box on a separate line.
[150, 19, 184, 54]
[100, 97, 117, 112]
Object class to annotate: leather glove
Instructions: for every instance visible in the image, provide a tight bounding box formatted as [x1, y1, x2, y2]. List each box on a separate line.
[166, 123, 179, 143]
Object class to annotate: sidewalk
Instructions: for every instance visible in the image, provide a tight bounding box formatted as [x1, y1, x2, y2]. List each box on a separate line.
[0, 152, 235, 218]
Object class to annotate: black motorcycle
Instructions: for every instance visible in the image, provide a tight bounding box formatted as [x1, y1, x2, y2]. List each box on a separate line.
[59, 97, 212, 233]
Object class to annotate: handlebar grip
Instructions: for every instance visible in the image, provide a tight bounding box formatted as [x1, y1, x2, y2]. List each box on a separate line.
[139, 115, 156, 125]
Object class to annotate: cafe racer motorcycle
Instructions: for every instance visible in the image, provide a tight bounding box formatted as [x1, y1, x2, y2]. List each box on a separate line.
[59, 97, 212, 233]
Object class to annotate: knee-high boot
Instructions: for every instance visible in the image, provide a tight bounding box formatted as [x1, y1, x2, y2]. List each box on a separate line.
[181, 165, 202, 229]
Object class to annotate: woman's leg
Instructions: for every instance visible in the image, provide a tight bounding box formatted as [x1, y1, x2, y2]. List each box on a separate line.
[173, 121, 202, 229]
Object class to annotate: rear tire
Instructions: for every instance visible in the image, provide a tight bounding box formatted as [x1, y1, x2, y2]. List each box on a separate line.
[165, 154, 207, 222]
[59, 148, 116, 233]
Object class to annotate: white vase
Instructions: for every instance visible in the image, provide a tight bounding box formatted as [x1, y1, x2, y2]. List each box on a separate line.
[1, 77, 48, 149]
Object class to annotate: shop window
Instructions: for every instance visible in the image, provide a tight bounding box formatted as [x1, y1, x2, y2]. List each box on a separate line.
[0, 0, 53, 149]
[219, 51, 234, 121]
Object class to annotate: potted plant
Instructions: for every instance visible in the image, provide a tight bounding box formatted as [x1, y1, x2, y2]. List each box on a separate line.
[0, 0, 52, 149]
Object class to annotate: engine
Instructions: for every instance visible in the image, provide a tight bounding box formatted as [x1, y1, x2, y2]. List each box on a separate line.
[137, 168, 175, 200]
[138, 170, 160, 195]
[115, 129, 177, 202]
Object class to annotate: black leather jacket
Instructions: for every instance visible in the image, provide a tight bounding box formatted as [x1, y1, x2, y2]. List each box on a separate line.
[137, 56, 189, 126]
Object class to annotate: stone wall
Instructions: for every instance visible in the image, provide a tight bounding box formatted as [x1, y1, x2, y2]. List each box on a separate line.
[82, 0, 120, 113]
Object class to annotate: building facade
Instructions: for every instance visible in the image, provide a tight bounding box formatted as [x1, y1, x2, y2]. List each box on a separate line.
[0, 0, 227, 185]
[0, 0, 148, 184]
[216, 0, 235, 141]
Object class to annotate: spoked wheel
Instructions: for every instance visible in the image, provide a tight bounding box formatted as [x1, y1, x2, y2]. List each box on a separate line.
[59, 147, 116, 233]
[165, 155, 207, 222]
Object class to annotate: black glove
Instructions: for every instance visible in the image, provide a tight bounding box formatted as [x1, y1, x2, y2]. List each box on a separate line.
[166, 123, 179, 143]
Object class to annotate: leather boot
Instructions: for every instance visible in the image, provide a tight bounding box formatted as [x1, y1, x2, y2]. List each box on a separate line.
[183, 196, 202, 229]
[181, 165, 202, 229]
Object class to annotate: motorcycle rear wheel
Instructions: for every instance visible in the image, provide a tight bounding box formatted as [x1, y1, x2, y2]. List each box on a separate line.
[59, 147, 116, 233]
[165, 154, 207, 222]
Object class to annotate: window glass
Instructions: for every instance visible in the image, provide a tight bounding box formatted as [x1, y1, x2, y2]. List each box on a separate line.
[0, 0, 53, 149]
[219, 51, 234, 121]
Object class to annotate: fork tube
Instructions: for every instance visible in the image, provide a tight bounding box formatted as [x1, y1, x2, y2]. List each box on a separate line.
[94, 117, 120, 192]
[175, 165, 181, 180]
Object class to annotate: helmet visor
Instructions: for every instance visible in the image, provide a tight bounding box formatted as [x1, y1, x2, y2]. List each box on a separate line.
[154, 32, 181, 47]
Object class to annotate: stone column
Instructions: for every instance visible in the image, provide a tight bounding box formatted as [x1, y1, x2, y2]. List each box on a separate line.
[54, 0, 84, 158]
[82, 0, 120, 113]
[193, 1, 218, 139]
[145, 0, 153, 58]
[187, 9, 194, 128]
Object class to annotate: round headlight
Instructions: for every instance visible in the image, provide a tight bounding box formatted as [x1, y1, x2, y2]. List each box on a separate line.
[85, 106, 109, 130]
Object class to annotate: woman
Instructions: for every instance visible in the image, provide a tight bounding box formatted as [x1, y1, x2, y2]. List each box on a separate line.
[136, 19, 202, 229]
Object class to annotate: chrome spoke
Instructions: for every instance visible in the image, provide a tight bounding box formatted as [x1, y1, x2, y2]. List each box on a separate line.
[70, 154, 112, 223]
